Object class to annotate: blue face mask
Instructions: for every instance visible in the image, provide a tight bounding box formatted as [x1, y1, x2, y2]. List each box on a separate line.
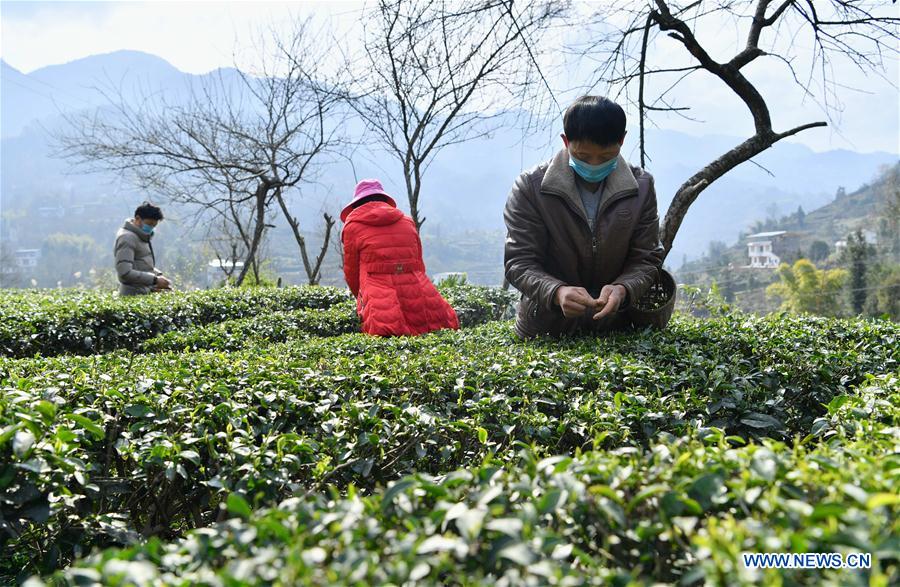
[569, 154, 618, 183]
[141, 223, 154, 235]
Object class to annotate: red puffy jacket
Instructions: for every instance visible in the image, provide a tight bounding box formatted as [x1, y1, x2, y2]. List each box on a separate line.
[342, 201, 459, 336]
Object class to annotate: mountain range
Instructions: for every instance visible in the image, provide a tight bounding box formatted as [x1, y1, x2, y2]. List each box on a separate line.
[2, 50, 897, 279]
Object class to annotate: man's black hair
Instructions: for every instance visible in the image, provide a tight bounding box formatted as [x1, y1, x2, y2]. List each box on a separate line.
[563, 96, 627, 146]
[135, 201, 164, 221]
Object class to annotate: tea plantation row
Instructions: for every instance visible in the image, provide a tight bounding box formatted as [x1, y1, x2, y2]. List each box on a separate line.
[40, 385, 900, 586]
[0, 286, 897, 585]
[0, 284, 515, 358]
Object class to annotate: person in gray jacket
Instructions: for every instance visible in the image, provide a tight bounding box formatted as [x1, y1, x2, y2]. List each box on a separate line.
[114, 202, 171, 296]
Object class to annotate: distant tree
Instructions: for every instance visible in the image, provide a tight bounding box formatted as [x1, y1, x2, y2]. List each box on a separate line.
[719, 264, 735, 302]
[350, 0, 563, 230]
[835, 186, 847, 201]
[795, 205, 806, 228]
[863, 263, 900, 320]
[844, 229, 876, 315]
[38, 233, 103, 287]
[572, 0, 898, 258]
[0, 241, 22, 288]
[876, 163, 900, 262]
[781, 247, 805, 265]
[809, 240, 830, 262]
[56, 20, 344, 286]
[766, 258, 847, 316]
[707, 240, 728, 265]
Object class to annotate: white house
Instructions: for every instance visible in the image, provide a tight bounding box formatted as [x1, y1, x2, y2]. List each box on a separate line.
[746, 231, 786, 268]
[15, 249, 41, 269]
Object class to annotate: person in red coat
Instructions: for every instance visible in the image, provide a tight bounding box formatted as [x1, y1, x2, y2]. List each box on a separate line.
[341, 179, 460, 336]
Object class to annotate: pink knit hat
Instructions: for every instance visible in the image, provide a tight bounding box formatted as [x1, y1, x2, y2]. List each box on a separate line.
[340, 179, 397, 222]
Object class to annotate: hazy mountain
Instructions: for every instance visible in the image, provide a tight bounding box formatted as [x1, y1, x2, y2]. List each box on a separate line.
[2, 50, 897, 285]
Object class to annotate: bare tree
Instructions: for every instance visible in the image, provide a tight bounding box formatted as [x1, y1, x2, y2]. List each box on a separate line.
[55, 19, 348, 285]
[574, 0, 898, 257]
[349, 0, 566, 230]
[205, 205, 255, 286]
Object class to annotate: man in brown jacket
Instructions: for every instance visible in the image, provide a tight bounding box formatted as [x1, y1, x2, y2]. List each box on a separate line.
[504, 96, 664, 338]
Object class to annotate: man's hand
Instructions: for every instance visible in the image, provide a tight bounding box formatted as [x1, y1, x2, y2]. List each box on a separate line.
[555, 286, 599, 318]
[154, 276, 172, 291]
[592, 284, 627, 320]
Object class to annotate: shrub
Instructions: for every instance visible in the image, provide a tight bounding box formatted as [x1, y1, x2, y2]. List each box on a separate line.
[1, 314, 897, 580]
[0, 284, 514, 358]
[39, 398, 900, 586]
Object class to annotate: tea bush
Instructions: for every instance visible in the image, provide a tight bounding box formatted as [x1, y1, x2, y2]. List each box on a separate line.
[0, 287, 351, 358]
[0, 286, 897, 584]
[0, 284, 515, 358]
[140, 302, 361, 352]
[38, 382, 900, 585]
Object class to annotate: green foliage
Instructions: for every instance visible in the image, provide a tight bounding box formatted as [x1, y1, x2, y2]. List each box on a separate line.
[2, 286, 898, 584]
[1, 306, 898, 582]
[435, 273, 468, 287]
[863, 263, 900, 321]
[438, 283, 517, 325]
[844, 230, 876, 315]
[766, 259, 848, 316]
[141, 302, 360, 352]
[808, 240, 830, 262]
[0, 284, 514, 358]
[0, 286, 352, 358]
[37, 374, 900, 585]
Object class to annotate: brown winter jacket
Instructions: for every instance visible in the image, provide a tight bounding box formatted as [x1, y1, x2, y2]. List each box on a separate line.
[503, 149, 665, 338]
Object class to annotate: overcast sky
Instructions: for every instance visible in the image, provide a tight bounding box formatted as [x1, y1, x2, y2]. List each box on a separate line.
[2, 0, 898, 154]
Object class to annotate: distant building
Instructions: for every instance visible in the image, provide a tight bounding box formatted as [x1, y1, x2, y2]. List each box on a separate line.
[38, 206, 66, 219]
[746, 231, 786, 268]
[15, 249, 41, 269]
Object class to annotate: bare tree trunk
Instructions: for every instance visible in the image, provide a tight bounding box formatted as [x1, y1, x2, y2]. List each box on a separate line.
[647, 0, 826, 259]
[274, 188, 335, 285]
[661, 125, 823, 257]
[235, 181, 270, 286]
[411, 164, 425, 231]
[310, 213, 336, 285]
[353, 1, 561, 235]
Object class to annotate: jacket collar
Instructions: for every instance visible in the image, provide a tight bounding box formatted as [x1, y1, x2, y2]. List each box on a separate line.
[123, 219, 151, 242]
[541, 149, 639, 219]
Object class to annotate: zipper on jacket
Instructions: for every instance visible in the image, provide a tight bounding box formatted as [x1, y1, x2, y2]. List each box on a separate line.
[544, 186, 637, 280]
